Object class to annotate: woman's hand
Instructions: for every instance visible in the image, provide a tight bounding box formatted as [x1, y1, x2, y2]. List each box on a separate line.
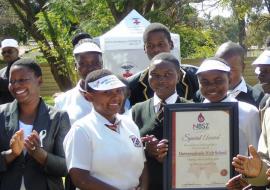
[25, 130, 48, 165]
[155, 139, 168, 163]
[10, 129, 24, 156]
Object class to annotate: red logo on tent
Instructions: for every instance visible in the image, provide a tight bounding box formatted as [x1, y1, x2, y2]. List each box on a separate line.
[133, 18, 140, 25]
[198, 113, 205, 123]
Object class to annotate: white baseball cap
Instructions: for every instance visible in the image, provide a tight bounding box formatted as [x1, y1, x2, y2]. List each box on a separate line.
[88, 75, 125, 91]
[196, 58, 231, 74]
[1, 39, 19, 49]
[73, 42, 101, 54]
[252, 50, 270, 65]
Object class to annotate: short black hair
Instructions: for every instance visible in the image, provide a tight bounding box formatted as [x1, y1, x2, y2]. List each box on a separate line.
[143, 23, 173, 44]
[11, 58, 42, 77]
[150, 52, 180, 71]
[72, 32, 92, 47]
[215, 41, 246, 63]
[84, 69, 113, 92]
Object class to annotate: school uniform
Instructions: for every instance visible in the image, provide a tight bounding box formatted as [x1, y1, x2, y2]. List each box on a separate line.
[204, 95, 261, 156]
[132, 92, 190, 190]
[54, 80, 92, 125]
[63, 109, 145, 190]
[229, 78, 264, 108]
[128, 64, 198, 106]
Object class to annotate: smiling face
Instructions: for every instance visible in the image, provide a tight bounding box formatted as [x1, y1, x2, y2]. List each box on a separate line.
[198, 70, 229, 103]
[85, 87, 124, 123]
[148, 61, 180, 100]
[8, 65, 41, 105]
[144, 31, 173, 60]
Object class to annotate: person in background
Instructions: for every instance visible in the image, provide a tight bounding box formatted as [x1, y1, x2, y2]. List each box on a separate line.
[215, 41, 264, 108]
[253, 49, 270, 94]
[128, 22, 198, 106]
[117, 75, 131, 115]
[132, 53, 190, 190]
[64, 69, 147, 190]
[54, 33, 103, 125]
[0, 38, 20, 104]
[0, 58, 70, 189]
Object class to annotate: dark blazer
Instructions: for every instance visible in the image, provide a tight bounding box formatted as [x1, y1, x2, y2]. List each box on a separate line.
[0, 99, 71, 190]
[132, 97, 189, 190]
[128, 64, 199, 106]
[193, 84, 264, 108]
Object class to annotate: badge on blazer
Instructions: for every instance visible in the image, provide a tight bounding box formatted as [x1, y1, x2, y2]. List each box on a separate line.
[129, 135, 142, 147]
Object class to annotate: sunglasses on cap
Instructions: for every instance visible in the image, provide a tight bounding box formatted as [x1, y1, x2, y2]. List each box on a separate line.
[2, 49, 16, 55]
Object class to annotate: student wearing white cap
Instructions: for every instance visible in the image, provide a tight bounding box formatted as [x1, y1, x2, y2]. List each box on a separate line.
[0, 38, 20, 104]
[63, 69, 147, 190]
[253, 50, 270, 94]
[196, 57, 261, 156]
[54, 34, 103, 125]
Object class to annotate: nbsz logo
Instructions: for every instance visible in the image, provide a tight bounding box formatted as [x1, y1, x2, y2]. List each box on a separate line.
[192, 113, 209, 130]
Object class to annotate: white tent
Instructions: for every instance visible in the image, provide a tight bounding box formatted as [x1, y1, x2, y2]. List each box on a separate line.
[95, 9, 180, 76]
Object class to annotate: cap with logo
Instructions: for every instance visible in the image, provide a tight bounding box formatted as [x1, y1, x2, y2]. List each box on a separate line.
[88, 75, 125, 91]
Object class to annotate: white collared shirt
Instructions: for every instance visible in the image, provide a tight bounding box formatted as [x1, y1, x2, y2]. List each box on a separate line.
[204, 95, 261, 156]
[153, 91, 178, 113]
[54, 80, 92, 125]
[63, 109, 145, 190]
[228, 77, 248, 98]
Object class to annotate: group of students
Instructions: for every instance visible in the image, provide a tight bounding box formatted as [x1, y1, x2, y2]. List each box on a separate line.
[0, 21, 270, 190]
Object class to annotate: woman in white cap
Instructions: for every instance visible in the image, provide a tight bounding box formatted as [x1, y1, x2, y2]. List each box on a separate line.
[0, 38, 20, 104]
[196, 57, 260, 156]
[54, 34, 103, 125]
[63, 69, 147, 190]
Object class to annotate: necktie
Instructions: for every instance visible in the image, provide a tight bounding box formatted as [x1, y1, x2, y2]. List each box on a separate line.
[157, 100, 166, 122]
[105, 124, 118, 132]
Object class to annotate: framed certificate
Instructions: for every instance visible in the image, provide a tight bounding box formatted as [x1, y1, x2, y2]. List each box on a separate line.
[163, 102, 239, 190]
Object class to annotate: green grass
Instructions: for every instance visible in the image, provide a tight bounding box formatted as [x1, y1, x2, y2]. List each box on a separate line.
[43, 95, 54, 106]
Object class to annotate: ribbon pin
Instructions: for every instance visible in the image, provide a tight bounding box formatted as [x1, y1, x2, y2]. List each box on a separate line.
[39, 130, 47, 147]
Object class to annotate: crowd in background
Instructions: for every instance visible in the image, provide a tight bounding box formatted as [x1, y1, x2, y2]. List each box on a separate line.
[1, 22, 270, 190]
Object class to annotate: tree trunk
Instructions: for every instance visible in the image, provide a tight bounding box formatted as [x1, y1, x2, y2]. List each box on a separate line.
[7, 0, 73, 91]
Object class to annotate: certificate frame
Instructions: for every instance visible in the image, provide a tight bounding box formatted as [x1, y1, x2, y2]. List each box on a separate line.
[163, 102, 239, 190]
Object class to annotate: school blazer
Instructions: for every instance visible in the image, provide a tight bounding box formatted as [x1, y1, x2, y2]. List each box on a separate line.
[132, 97, 189, 190]
[0, 99, 71, 190]
[128, 64, 199, 106]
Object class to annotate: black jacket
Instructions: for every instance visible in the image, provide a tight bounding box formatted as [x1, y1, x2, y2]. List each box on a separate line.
[0, 99, 71, 190]
[128, 64, 199, 106]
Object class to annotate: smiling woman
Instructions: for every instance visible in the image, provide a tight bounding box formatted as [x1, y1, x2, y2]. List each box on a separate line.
[0, 58, 71, 190]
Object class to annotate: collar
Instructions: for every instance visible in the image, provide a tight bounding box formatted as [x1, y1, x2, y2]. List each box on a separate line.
[92, 108, 121, 126]
[153, 91, 178, 112]
[228, 77, 247, 97]
[203, 94, 237, 103]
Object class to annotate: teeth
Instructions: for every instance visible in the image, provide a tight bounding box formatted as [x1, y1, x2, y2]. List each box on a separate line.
[16, 90, 26, 95]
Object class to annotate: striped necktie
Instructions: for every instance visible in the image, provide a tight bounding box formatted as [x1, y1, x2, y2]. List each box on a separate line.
[105, 124, 118, 132]
[157, 100, 166, 122]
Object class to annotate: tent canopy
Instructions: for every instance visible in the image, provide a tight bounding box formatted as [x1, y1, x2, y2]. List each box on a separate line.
[96, 9, 180, 76]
